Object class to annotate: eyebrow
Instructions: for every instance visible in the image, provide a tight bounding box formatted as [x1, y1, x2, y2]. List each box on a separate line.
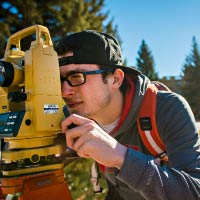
[60, 68, 94, 77]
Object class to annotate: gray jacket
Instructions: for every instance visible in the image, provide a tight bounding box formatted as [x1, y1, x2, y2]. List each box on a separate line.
[104, 74, 200, 200]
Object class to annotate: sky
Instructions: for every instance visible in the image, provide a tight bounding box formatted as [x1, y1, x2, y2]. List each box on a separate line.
[104, 0, 200, 77]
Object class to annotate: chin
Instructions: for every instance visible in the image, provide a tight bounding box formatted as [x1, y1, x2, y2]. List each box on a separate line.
[70, 109, 84, 116]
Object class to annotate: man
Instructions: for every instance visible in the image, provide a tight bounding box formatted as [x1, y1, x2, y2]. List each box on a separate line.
[55, 30, 200, 200]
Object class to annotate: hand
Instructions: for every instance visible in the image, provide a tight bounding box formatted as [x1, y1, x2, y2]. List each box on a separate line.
[61, 114, 127, 169]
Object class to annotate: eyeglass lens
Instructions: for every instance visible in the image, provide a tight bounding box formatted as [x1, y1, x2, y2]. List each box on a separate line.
[60, 69, 115, 87]
[67, 72, 85, 86]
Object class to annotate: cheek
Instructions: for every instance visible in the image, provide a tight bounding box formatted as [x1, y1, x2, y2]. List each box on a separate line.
[86, 83, 111, 107]
[85, 78, 108, 99]
[82, 75, 112, 104]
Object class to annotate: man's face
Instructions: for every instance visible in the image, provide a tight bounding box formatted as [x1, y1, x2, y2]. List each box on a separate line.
[59, 61, 114, 122]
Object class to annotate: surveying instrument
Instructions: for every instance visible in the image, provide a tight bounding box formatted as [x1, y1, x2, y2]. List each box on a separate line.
[0, 25, 72, 199]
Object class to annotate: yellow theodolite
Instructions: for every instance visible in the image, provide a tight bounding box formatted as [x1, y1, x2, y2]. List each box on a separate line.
[0, 25, 72, 200]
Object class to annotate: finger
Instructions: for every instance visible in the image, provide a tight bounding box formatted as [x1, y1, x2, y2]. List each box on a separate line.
[73, 132, 90, 151]
[76, 142, 91, 158]
[61, 114, 92, 133]
[66, 123, 93, 149]
[65, 127, 81, 148]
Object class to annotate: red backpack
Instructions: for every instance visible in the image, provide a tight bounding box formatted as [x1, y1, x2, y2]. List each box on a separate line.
[137, 81, 171, 161]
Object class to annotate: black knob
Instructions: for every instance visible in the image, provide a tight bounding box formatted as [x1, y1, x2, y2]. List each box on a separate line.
[8, 91, 27, 103]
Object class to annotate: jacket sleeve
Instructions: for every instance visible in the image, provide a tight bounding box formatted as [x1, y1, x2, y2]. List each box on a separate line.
[104, 179, 124, 200]
[116, 92, 200, 200]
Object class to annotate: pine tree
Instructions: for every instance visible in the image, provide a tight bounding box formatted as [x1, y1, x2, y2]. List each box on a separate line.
[181, 37, 200, 120]
[0, 0, 118, 57]
[136, 39, 159, 80]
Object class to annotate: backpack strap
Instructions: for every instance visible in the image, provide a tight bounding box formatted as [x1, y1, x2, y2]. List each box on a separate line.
[137, 84, 168, 161]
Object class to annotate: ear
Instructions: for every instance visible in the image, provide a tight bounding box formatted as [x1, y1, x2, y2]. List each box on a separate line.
[112, 69, 124, 89]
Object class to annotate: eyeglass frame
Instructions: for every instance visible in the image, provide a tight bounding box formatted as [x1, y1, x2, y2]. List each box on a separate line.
[60, 68, 115, 87]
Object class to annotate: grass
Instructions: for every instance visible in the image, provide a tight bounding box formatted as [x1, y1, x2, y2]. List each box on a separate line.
[64, 159, 108, 200]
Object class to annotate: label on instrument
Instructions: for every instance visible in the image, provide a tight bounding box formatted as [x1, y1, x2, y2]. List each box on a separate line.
[44, 104, 59, 114]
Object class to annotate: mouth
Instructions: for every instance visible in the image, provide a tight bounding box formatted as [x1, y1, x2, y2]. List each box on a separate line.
[66, 101, 83, 109]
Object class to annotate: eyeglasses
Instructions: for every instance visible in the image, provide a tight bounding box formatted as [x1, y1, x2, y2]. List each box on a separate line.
[60, 69, 115, 87]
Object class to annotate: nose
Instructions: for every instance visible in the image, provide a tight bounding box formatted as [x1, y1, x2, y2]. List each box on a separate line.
[61, 81, 76, 97]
